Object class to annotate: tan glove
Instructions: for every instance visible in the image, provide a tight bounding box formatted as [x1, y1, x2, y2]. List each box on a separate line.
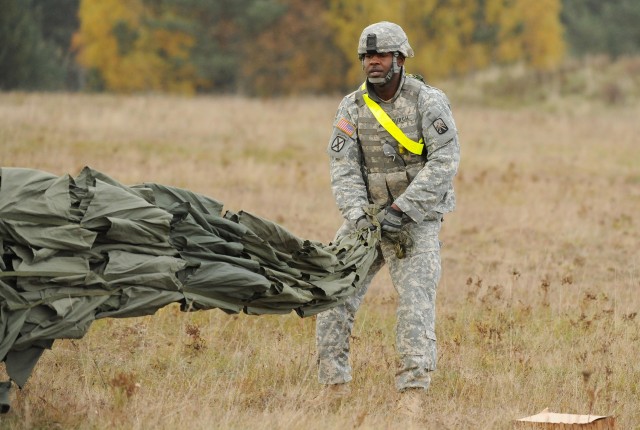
[355, 215, 376, 231]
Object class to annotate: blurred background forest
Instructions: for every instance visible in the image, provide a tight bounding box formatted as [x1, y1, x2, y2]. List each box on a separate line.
[1, 0, 640, 99]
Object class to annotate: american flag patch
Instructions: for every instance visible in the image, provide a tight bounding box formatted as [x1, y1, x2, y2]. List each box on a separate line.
[336, 117, 356, 137]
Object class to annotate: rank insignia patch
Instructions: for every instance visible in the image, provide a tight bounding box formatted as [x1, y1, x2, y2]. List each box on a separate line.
[432, 118, 449, 135]
[336, 117, 356, 137]
[331, 135, 346, 152]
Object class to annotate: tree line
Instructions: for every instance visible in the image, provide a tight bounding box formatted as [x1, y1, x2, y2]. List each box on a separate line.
[1, 0, 639, 95]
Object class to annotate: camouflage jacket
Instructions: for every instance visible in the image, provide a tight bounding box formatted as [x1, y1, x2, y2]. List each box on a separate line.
[326, 70, 460, 224]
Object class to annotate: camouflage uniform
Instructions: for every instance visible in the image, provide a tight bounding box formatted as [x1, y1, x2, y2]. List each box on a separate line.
[316, 50, 460, 390]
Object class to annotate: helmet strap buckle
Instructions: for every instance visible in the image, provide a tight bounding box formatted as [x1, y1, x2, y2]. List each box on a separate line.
[392, 52, 401, 74]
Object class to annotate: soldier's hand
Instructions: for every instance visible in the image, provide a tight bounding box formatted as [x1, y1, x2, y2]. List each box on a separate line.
[355, 215, 376, 231]
[376, 206, 403, 234]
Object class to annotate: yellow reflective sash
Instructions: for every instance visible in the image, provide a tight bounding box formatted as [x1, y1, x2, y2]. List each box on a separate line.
[360, 82, 424, 155]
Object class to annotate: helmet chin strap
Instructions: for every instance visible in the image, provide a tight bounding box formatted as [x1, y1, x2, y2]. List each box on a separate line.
[367, 52, 400, 85]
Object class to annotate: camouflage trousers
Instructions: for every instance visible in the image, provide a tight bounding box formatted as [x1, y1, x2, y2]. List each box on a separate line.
[316, 217, 442, 391]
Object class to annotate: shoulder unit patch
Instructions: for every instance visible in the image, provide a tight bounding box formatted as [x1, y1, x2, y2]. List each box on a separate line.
[331, 135, 346, 152]
[432, 118, 449, 135]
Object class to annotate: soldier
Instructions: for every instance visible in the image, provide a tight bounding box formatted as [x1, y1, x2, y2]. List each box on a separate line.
[315, 21, 460, 415]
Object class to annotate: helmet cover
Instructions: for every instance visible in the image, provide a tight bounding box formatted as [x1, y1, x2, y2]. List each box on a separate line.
[357, 21, 414, 58]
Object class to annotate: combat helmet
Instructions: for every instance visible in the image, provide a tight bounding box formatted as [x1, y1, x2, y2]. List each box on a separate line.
[357, 21, 413, 84]
[358, 21, 414, 58]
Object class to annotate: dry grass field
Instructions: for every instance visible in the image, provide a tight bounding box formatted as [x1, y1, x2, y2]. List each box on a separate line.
[0, 88, 638, 429]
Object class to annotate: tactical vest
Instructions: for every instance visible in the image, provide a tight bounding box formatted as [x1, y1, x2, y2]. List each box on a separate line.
[355, 78, 426, 206]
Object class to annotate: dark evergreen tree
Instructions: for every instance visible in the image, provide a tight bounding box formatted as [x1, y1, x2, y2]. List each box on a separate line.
[33, 0, 82, 88]
[562, 0, 640, 57]
[0, 0, 79, 90]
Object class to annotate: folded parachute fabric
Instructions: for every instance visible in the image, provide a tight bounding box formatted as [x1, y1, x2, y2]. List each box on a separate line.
[0, 166, 379, 411]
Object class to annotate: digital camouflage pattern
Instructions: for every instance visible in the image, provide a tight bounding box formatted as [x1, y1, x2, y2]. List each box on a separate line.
[357, 21, 414, 58]
[326, 72, 459, 223]
[317, 220, 441, 390]
[320, 67, 460, 391]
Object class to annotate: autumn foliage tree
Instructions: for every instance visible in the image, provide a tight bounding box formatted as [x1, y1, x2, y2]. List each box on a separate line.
[145, 0, 288, 93]
[326, 0, 565, 86]
[73, 0, 197, 93]
[241, 0, 347, 96]
[70, 0, 566, 94]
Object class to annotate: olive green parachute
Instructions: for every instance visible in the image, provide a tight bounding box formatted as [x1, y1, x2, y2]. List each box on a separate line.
[0, 166, 379, 412]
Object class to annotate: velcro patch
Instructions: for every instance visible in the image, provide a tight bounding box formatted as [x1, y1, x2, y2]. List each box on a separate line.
[336, 117, 356, 137]
[330, 135, 347, 152]
[432, 118, 449, 135]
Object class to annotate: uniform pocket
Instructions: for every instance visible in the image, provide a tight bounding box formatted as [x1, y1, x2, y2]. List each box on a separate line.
[385, 171, 409, 200]
[367, 173, 389, 205]
[423, 210, 443, 222]
[406, 165, 422, 182]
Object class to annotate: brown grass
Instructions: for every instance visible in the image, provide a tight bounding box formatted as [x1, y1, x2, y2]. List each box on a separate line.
[0, 90, 638, 429]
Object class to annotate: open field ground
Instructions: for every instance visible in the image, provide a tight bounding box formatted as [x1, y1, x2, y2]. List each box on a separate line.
[0, 91, 639, 429]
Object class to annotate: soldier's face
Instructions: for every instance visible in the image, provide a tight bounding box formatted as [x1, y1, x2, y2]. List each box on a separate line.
[363, 52, 393, 79]
[362, 52, 404, 79]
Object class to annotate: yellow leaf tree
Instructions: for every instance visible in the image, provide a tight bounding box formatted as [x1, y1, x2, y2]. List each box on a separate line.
[486, 0, 565, 70]
[73, 0, 197, 93]
[326, 0, 565, 85]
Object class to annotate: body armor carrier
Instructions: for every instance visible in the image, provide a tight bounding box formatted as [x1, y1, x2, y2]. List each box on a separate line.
[355, 77, 426, 206]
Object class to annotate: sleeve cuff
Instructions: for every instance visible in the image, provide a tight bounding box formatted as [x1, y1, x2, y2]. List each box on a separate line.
[346, 207, 366, 224]
[393, 200, 424, 223]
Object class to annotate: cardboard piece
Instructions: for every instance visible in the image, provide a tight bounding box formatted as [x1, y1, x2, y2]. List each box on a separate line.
[515, 408, 615, 429]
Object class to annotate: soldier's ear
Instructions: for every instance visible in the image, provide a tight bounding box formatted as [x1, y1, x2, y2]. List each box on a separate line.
[397, 55, 405, 67]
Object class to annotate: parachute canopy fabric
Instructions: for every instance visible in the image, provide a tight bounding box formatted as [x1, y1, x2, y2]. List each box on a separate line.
[0, 166, 379, 390]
